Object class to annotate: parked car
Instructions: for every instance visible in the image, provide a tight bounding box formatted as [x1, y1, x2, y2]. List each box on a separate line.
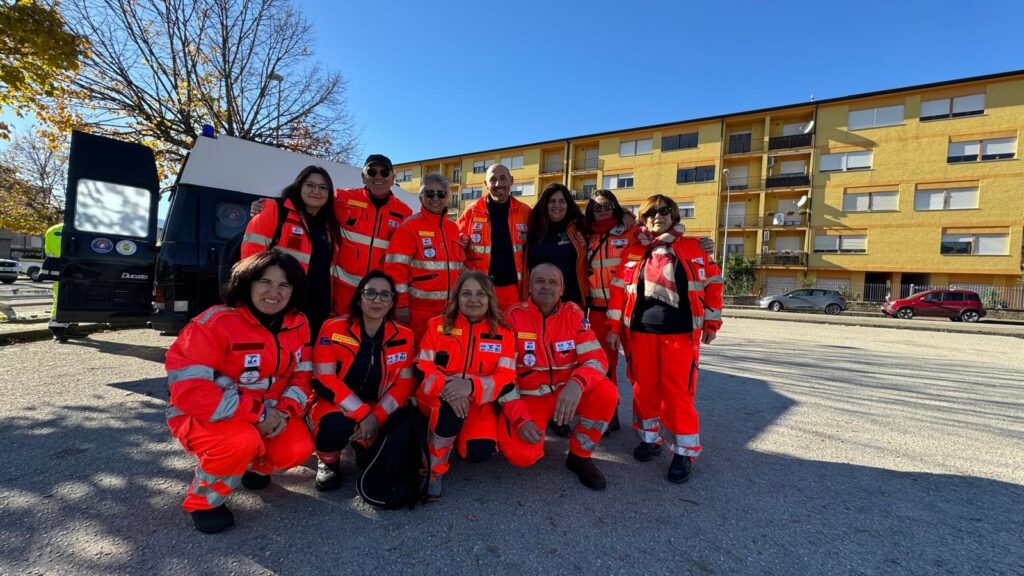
[19, 259, 44, 282]
[0, 259, 18, 284]
[759, 288, 848, 315]
[881, 290, 986, 322]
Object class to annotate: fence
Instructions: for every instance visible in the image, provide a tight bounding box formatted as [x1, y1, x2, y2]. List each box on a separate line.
[762, 280, 1024, 309]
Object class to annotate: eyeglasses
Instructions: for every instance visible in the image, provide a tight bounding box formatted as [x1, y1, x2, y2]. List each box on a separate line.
[361, 288, 394, 303]
[302, 181, 329, 191]
[422, 189, 447, 200]
[643, 206, 673, 219]
[365, 167, 391, 178]
[591, 202, 614, 212]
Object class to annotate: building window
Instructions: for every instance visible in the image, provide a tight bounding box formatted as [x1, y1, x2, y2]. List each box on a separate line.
[500, 155, 524, 169]
[848, 105, 904, 130]
[813, 234, 867, 254]
[581, 183, 597, 197]
[677, 201, 695, 219]
[395, 170, 413, 182]
[602, 173, 634, 189]
[619, 138, 653, 157]
[940, 232, 1009, 255]
[676, 165, 716, 184]
[662, 132, 698, 151]
[947, 137, 1016, 163]
[725, 238, 744, 255]
[472, 160, 494, 174]
[920, 94, 985, 121]
[461, 187, 483, 200]
[510, 183, 535, 197]
[914, 187, 978, 211]
[842, 190, 898, 212]
[452, 168, 461, 182]
[819, 150, 872, 172]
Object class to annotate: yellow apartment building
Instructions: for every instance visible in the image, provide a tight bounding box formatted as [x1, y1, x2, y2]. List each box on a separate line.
[394, 70, 1024, 302]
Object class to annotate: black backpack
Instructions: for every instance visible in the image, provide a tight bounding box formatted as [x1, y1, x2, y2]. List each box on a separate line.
[218, 197, 288, 288]
[355, 406, 429, 510]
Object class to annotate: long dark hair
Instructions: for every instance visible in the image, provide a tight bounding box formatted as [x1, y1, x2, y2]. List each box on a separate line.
[346, 269, 397, 323]
[222, 249, 308, 314]
[526, 183, 584, 246]
[584, 189, 626, 230]
[283, 165, 341, 251]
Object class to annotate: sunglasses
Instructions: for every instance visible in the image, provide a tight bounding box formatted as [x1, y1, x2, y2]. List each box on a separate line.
[643, 206, 673, 219]
[365, 167, 391, 178]
[591, 202, 614, 212]
[422, 189, 447, 200]
[360, 288, 394, 303]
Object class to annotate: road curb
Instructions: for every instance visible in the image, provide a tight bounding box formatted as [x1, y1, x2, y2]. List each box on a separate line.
[0, 323, 121, 346]
[723, 309, 1024, 339]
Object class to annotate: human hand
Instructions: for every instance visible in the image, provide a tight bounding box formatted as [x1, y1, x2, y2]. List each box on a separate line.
[605, 332, 621, 353]
[442, 377, 473, 418]
[354, 413, 379, 443]
[256, 407, 287, 438]
[517, 420, 543, 444]
[701, 330, 717, 345]
[698, 236, 715, 254]
[458, 234, 470, 248]
[250, 198, 265, 216]
[553, 380, 583, 426]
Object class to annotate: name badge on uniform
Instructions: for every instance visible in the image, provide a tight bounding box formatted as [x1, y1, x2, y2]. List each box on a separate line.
[611, 239, 628, 247]
[387, 352, 407, 364]
[699, 268, 706, 280]
[239, 369, 260, 385]
[332, 333, 359, 346]
[523, 352, 536, 367]
[480, 343, 502, 353]
[291, 226, 304, 235]
[244, 354, 261, 368]
[423, 247, 437, 259]
[555, 340, 575, 353]
[422, 237, 433, 246]
[523, 341, 536, 351]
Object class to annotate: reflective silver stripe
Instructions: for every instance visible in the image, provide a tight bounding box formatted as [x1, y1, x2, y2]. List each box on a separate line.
[606, 310, 622, 321]
[637, 416, 659, 430]
[418, 349, 436, 361]
[411, 259, 455, 270]
[518, 383, 563, 396]
[637, 429, 661, 443]
[470, 245, 491, 254]
[512, 245, 523, 253]
[497, 356, 516, 369]
[423, 374, 442, 395]
[214, 374, 237, 390]
[574, 431, 598, 452]
[575, 416, 609, 433]
[238, 378, 270, 391]
[688, 281, 705, 292]
[477, 376, 496, 402]
[394, 283, 409, 294]
[660, 424, 701, 456]
[693, 315, 704, 329]
[331, 265, 363, 287]
[197, 306, 232, 325]
[167, 364, 215, 384]
[581, 359, 605, 373]
[165, 405, 185, 420]
[344, 229, 390, 250]
[384, 253, 412, 265]
[588, 288, 610, 299]
[209, 389, 240, 422]
[624, 285, 637, 295]
[705, 274, 724, 284]
[429, 432, 457, 449]
[281, 385, 308, 408]
[610, 278, 625, 288]
[191, 467, 242, 507]
[705, 308, 722, 321]
[594, 258, 620, 267]
[398, 368, 414, 379]
[338, 393, 366, 414]
[295, 361, 313, 373]
[314, 362, 335, 375]
[575, 341, 601, 355]
[408, 287, 449, 300]
[379, 394, 399, 415]
[498, 388, 521, 403]
[278, 247, 310, 264]
[242, 232, 271, 247]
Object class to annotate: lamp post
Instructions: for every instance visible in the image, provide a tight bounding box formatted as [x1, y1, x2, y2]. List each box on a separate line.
[720, 168, 731, 279]
[268, 72, 283, 145]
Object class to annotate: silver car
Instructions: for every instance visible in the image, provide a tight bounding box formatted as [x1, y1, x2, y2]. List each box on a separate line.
[0, 259, 18, 284]
[759, 288, 847, 315]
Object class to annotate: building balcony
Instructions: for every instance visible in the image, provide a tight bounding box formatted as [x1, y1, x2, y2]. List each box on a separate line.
[540, 161, 564, 175]
[720, 214, 761, 228]
[571, 157, 602, 172]
[766, 174, 810, 188]
[768, 133, 813, 150]
[725, 141, 765, 156]
[760, 251, 807, 267]
[764, 212, 807, 227]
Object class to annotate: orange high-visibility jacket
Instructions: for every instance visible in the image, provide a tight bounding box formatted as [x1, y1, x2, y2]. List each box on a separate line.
[414, 314, 517, 405]
[334, 188, 413, 289]
[312, 316, 415, 425]
[241, 198, 322, 270]
[606, 235, 724, 337]
[165, 305, 313, 425]
[382, 211, 466, 310]
[456, 196, 532, 285]
[499, 300, 609, 431]
[586, 219, 636, 310]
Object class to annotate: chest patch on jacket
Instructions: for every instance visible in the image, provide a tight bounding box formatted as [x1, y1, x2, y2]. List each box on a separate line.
[479, 343, 502, 353]
[244, 354, 261, 368]
[386, 352, 407, 364]
[611, 239, 629, 247]
[555, 340, 575, 353]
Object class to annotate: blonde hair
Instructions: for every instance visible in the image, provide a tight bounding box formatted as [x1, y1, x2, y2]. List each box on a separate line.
[442, 271, 507, 332]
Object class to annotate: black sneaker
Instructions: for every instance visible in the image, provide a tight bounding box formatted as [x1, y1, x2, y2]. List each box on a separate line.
[315, 460, 342, 492]
[425, 475, 444, 502]
[633, 441, 662, 462]
[241, 470, 271, 490]
[190, 504, 234, 534]
[565, 453, 607, 491]
[550, 421, 572, 438]
[603, 412, 621, 438]
[668, 455, 692, 484]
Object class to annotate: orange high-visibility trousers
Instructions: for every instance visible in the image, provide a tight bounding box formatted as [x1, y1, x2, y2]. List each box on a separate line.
[587, 309, 619, 382]
[626, 331, 702, 457]
[497, 377, 618, 467]
[416, 388, 497, 476]
[170, 416, 313, 512]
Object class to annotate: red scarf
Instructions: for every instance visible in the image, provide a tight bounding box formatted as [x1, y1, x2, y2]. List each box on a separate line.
[636, 223, 686, 307]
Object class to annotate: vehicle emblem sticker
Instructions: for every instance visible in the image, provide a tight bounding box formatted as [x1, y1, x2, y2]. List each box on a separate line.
[91, 238, 114, 254]
[115, 240, 137, 256]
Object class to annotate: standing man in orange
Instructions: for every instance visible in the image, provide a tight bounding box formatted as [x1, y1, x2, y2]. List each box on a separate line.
[383, 172, 465, 337]
[334, 154, 413, 306]
[457, 163, 531, 311]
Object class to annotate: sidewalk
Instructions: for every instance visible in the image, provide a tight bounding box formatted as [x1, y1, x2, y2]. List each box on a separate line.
[724, 307, 1024, 338]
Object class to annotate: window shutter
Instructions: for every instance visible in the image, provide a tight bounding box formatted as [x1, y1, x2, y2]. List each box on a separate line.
[914, 190, 944, 211]
[875, 105, 904, 126]
[871, 191, 898, 211]
[841, 235, 867, 251]
[921, 98, 950, 118]
[845, 151, 872, 169]
[848, 110, 873, 130]
[946, 187, 978, 209]
[975, 234, 1009, 255]
[636, 139, 652, 154]
[819, 154, 842, 172]
[814, 235, 840, 252]
[982, 138, 1015, 157]
[952, 94, 985, 114]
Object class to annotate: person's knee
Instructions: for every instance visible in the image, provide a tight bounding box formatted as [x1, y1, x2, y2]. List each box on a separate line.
[464, 439, 496, 463]
[433, 401, 464, 438]
[315, 412, 356, 452]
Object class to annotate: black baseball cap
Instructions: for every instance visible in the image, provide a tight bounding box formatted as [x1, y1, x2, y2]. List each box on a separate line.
[363, 154, 393, 170]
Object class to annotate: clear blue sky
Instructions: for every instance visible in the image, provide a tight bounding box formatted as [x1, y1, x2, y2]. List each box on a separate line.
[312, 0, 1024, 164]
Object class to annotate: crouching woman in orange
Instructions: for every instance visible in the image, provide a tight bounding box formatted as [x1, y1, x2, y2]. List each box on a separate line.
[165, 249, 315, 533]
[307, 270, 415, 492]
[606, 194, 723, 484]
[415, 270, 516, 501]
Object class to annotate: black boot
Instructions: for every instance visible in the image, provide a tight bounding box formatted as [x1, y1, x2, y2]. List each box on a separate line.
[550, 420, 572, 438]
[632, 441, 662, 462]
[668, 455, 693, 484]
[190, 504, 234, 533]
[603, 411, 621, 438]
[565, 453, 607, 491]
[241, 470, 271, 490]
[315, 460, 342, 492]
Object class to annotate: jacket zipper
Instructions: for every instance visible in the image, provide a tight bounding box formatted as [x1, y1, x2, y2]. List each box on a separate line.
[461, 322, 477, 378]
[438, 213, 451, 295]
[366, 199, 382, 276]
[542, 315, 555, 388]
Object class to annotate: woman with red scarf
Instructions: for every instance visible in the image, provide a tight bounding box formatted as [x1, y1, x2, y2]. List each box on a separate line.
[605, 194, 723, 484]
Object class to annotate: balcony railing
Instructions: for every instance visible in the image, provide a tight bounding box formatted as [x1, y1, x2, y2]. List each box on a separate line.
[764, 212, 806, 227]
[572, 157, 602, 172]
[540, 161, 563, 174]
[720, 214, 761, 228]
[768, 133, 813, 150]
[766, 174, 810, 188]
[760, 251, 807, 266]
[725, 140, 765, 155]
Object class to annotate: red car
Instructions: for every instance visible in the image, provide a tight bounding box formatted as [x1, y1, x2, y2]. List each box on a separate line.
[881, 290, 987, 322]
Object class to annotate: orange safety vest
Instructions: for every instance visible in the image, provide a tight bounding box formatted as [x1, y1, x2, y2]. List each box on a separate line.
[241, 198, 320, 270]
[585, 219, 636, 310]
[414, 314, 517, 405]
[382, 211, 466, 310]
[165, 305, 312, 424]
[311, 316, 415, 425]
[334, 188, 413, 289]
[456, 196, 532, 286]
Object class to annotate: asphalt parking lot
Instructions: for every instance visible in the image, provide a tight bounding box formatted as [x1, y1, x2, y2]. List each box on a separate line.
[1, 318, 1021, 575]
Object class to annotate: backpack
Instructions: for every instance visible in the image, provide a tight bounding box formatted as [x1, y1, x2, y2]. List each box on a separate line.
[218, 197, 288, 288]
[355, 406, 429, 510]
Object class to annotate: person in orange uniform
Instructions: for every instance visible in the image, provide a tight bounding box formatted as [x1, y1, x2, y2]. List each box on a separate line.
[521, 183, 589, 307]
[383, 172, 465, 337]
[457, 163, 531, 311]
[165, 250, 314, 533]
[242, 166, 341, 340]
[333, 154, 413, 307]
[308, 270, 415, 491]
[498, 263, 619, 490]
[605, 194, 723, 484]
[414, 270, 516, 500]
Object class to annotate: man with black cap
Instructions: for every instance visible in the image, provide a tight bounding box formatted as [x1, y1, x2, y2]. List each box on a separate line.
[333, 154, 413, 306]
